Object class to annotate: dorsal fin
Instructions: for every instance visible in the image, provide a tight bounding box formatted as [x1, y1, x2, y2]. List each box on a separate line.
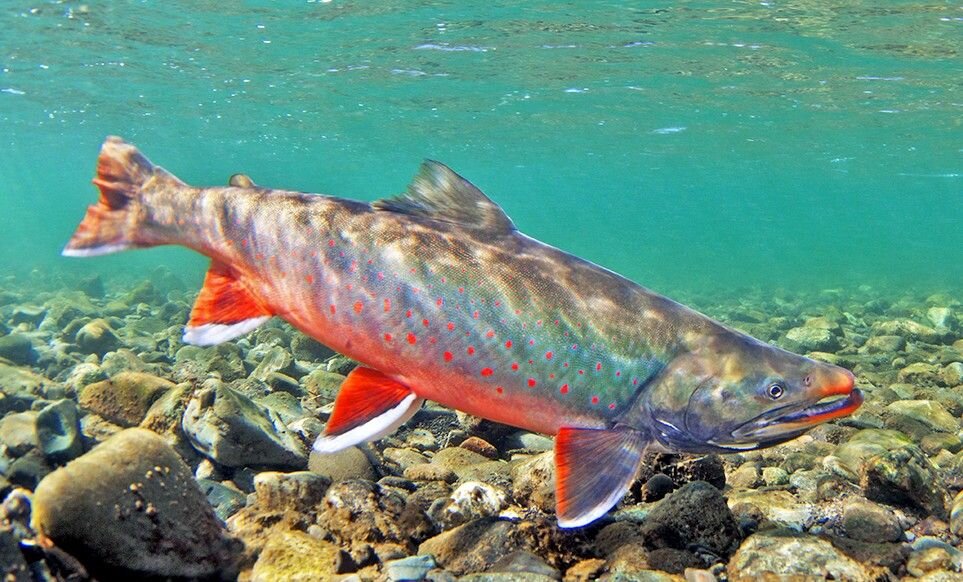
[373, 161, 515, 232]
[228, 174, 258, 188]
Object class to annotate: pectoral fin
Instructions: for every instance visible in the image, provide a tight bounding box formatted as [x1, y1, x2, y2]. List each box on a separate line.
[312, 366, 423, 454]
[554, 426, 648, 528]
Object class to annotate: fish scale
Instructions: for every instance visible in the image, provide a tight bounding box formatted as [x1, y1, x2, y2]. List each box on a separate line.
[64, 137, 863, 527]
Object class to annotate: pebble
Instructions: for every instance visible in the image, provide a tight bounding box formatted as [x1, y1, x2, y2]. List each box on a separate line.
[784, 326, 840, 352]
[78, 371, 174, 427]
[308, 446, 377, 483]
[0, 333, 35, 365]
[510, 451, 555, 513]
[31, 428, 238, 578]
[384, 554, 437, 582]
[35, 399, 83, 463]
[431, 481, 508, 527]
[74, 318, 122, 355]
[404, 463, 458, 483]
[418, 517, 533, 576]
[841, 500, 903, 542]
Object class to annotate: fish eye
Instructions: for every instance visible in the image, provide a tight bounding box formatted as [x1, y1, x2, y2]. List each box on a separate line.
[767, 383, 785, 400]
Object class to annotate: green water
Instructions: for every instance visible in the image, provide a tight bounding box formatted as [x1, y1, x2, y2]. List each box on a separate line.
[1, 1, 960, 295]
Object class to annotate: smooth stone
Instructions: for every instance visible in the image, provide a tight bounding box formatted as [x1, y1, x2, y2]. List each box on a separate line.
[640, 473, 676, 502]
[897, 363, 945, 386]
[830, 429, 914, 476]
[727, 531, 867, 581]
[250, 529, 340, 581]
[417, 518, 533, 576]
[197, 478, 248, 521]
[784, 326, 840, 352]
[79, 372, 174, 427]
[300, 369, 346, 404]
[174, 343, 247, 382]
[7, 452, 52, 490]
[74, 319, 122, 356]
[860, 334, 906, 354]
[404, 463, 457, 484]
[384, 554, 437, 582]
[727, 462, 762, 489]
[885, 399, 958, 438]
[926, 307, 955, 330]
[872, 319, 941, 344]
[503, 431, 554, 452]
[255, 391, 305, 423]
[951, 490, 963, 537]
[460, 436, 499, 459]
[62, 362, 107, 393]
[841, 500, 903, 542]
[0, 334, 35, 365]
[182, 383, 307, 469]
[0, 411, 39, 456]
[249, 345, 295, 382]
[406, 428, 439, 452]
[36, 399, 83, 463]
[308, 446, 377, 483]
[639, 481, 741, 558]
[906, 547, 953, 577]
[31, 428, 238, 578]
[289, 333, 335, 362]
[489, 550, 560, 579]
[761, 466, 790, 487]
[383, 447, 429, 472]
[0, 363, 60, 415]
[253, 471, 331, 514]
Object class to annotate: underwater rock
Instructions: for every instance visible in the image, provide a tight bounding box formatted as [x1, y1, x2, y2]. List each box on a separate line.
[182, 383, 307, 469]
[417, 517, 534, 576]
[841, 500, 904, 543]
[884, 399, 958, 438]
[639, 481, 741, 558]
[62, 361, 107, 393]
[0, 334, 35, 365]
[39, 293, 98, 333]
[74, 318, 121, 356]
[430, 446, 492, 480]
[860, 334, 906, 354]
[35, 399, 83, 464]
[31, 428, 238, 579]
[0, 411, 39, 457]
[139, 383, 194, 451]
[728, 490, 815, 532]
[784, 326, 840, 352]
[250, 529, 341, 581]
[872, 319, 942, 344]
[510, 452, 556, 514]
[174, 343, 247, 382]
[253, 471, 331, 514]
[308, 446, 377, 483]
[942, 362, 963, 386]
[0, 363, 60, 415]
[861, 444, 948, 519]
[9, 305, 45, 327]
[404, 463, 458, 484]
[249, 345, 296, 382]
[77, 274, 105, 298]
[406, 428, 440, 452]
[430, 481, 509, 528]
[383, 447, 430, 473]
[727, 531, 867, 581]
[197, 478, 247, 521]
[460, 436, 499, 459]
[926, 306, 956, 331]
[256, 391, 306, 423]
[79, 371, 174, 427]
[829, 428, 915, 477]
[898, 362, 945, 386]
[300, 368, 346, 405]
[317, 479, 434, 554]
[503, 431, 554, 452]
[0, 526, 29, 582]
[6, 452, 52, 490]
[639, 473, 676, 502]
[384, 554, 437, 582]
[906, 547, 954, 577]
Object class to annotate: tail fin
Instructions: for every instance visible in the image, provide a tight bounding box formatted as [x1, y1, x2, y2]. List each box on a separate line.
[62, 136, 179, 257]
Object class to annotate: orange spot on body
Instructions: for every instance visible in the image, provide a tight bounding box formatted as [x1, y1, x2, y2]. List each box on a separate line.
[305, 274, 314, 284]
[486, 330, 495, 339]
[496, 386, 504, 394]
[447, 322, 455, 331]
[354, 301, 363, 314]
[329, 304, 336, 314]
[384, 299, 391, 312]
[422, 319, 430, 327]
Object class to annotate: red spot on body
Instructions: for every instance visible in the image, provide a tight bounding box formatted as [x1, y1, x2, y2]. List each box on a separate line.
[528, 359, 534, 364]
[511, 363, 519, 371]
[529, 339, 535, 346]
[329, 304, 336, 314]
[596, 362, 603, 372]
[496, 386, 504, 394]
[429, 336, 437, 344]
[447, 322, 455, 331]
[563, 362, 570, 368]
[527, 378, 537, 388]
[486, 330, 495, 339]
[545, 351, 553, 360]
[609, 403, 617, 410]
[368, 259, 374, 265]
[495, 301, 501, 307]
[560, 384, 569, 394]
[384, 299, 391, 312]
[537, 320, 543, 326]
[505, 340, 513, 349]
[578, 370, 585, 375]
[406, 333, 417, 344]
[353, 301, 363, 314]
[554, 319, 560, 325]
[481, 367, 493, 377]
[377, 272, 385, 280]
[467, 346, 475, 355]
[549, 373, 555, 379]
[473, 310, 480, 319]
[444, 351, 453, 362]
[328, 239, 335, 247]
[255, 252, 264, 260]
[305, 274, 314, 284]
[591, 395, 600, 405]
[422, 319, 430, 327]
[346, 283, 353, 291]
[406, 309, 413, 318]
[241, 239, 248, 248]
[458, 287, 464, 293]
[384, 333, 392, 342]
[515, 309, 521, 315]
[436, 298, 444, 307]
[616, 371, 622, 377]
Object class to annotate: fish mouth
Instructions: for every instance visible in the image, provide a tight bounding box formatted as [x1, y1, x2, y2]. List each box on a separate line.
[730, 387, 864, 443]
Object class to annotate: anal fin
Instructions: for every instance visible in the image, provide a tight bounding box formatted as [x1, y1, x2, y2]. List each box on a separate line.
[183, 260, 273, 346]
[313, 367, 423, 454]
[555, 426, 648, 528]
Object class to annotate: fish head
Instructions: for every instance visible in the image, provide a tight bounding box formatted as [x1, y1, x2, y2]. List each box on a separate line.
[644, 333, 862, 453]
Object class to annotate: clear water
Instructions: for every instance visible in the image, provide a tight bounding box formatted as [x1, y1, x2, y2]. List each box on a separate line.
[1, 1, 960, 295]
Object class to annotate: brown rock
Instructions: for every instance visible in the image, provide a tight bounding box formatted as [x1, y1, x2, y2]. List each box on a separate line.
[80, 372, 174, 427]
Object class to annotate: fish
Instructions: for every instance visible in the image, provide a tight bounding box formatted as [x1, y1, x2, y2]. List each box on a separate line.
[64, 137, 864, 528]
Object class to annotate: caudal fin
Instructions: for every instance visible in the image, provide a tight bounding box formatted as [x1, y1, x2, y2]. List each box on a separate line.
[62, 136, 180, 257]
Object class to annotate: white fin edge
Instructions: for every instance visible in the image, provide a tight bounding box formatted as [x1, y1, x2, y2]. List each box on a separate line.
[182, 316, 272, 346]
[62, 243, 131, 257]
[313, 393, 423, 454]
[556, 477, 636, 528]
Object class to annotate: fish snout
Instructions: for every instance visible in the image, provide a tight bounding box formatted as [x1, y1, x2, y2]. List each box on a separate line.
[818, 367, 856, 398]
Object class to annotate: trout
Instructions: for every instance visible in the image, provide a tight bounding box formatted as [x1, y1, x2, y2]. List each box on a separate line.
[64, 137, 863, 527]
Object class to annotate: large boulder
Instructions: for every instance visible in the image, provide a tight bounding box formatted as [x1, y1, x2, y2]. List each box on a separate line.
[31, 428, 238, 579]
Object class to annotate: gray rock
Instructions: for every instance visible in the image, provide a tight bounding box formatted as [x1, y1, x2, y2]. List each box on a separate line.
[884, 400, 958, 437]
[36, 399, 83, 463]
[289, 333, 334, 362]
[860, 334, 906, 354]
[727, 531, 867, 581]
[861, 444, 948, 519]
[841, 500, 903, 542]
[252, 471, 331, 514]
[308, 446, 377, 483]
[926, 307, 955, 330]
[31, 428, 238, 578]
[0, 334, 35, 365]
[0, 526, 29, 582]
[872, 319, 941, 344]
[384, 554, 436, 582]
[0, 411, 39, 456]
[300, 369, 346, 404]
[182, 383, 307, 469]
[784, 326, 840, 352]
[79, 372, 174, 427]
[503, 431, 554, 452]
[255, 391, 305, 423]
[249, 345, 295, 382]
[490, 550, 560, 579]
[942, 362, 963, 386]
[9, 305, 45, 326]
[639, 481, 741, 558]
[74, 318, 122, 356]
[383, 447, 430, 473]
[897, 362, 944, 386]
[6, 452, 52, 489]
[0, 363, 61, 415]
[197, 478, 248, 521]
[174, 343, 246, 382]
